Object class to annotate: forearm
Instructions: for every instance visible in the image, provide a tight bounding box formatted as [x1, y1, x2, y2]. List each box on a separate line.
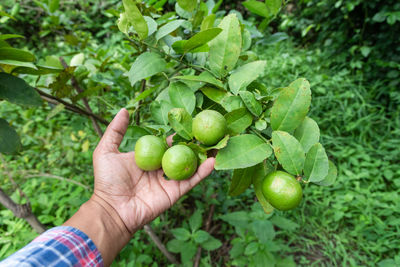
[63, 194, 132, 266]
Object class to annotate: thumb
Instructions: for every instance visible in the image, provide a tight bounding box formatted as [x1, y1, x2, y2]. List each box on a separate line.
[97, 108, 129, 153]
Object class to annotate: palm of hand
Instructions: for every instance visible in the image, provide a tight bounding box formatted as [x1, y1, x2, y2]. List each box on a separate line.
[92, 109, 214, 233]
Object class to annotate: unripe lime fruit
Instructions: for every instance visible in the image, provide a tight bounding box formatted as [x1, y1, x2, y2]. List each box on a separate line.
[192, 110, 226, 146]
[134, 135, 167, 171]
[262, 171, 302, 211]
[162, 145, 197, 180]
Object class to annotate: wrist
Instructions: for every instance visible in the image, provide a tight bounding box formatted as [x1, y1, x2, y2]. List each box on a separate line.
[64, 195, 131, 266]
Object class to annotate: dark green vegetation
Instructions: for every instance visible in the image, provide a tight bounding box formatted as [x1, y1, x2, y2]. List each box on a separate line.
[1, 0, 399, 266]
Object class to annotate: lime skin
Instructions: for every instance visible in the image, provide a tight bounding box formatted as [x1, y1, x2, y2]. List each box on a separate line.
[261, 171, 303, 211]
[134, 135, 167, 171]
[192, 110, 227, 146]
[161, 145, 198, 180]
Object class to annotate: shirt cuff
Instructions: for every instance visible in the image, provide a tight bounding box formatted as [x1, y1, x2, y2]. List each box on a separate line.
[0, 226, 103, 267]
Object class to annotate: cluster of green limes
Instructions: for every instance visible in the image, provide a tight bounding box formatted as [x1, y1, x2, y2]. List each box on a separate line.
[134, 110, 226, 180]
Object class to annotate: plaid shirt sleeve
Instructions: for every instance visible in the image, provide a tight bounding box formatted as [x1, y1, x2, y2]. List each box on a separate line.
[0, 226, 103, 267]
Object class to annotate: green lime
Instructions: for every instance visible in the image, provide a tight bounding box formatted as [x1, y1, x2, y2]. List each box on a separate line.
[261, 171, 303, 211]
[162, 145, 197, 180]
[134, 135, 167, 171]
[192, 110, 227, 146]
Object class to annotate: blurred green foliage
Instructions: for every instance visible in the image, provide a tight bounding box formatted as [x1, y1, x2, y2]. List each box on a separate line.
[1, 0, 400, 266]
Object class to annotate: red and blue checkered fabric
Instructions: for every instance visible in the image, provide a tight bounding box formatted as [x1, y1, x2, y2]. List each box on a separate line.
[0, 226, 103, 267]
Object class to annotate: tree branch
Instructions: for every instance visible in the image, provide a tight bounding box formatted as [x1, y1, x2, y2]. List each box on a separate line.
[0, 188, 46, 233]
[35, 88, 109, 125]
[135, 79, 146, 126]
[59, 57, 103, 137]
[0, 155, 46, 234]
[144, 225, 179, 264]
[194, 195, 216, 267]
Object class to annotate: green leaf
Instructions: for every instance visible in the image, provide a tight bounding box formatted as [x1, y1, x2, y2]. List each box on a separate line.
[244, 242, 259, 255]
[0, 118, 21, 154]
[272, 131, 305, 175]
[49, 0, 59, 13]
[200, 86, 229, 103]
[189, 210, 203, 232]
[0, 73, 42, 106]
[215, 134, 272, 170]
[229, 165, 257, 196]
[239, 91, 263, 117]
[193, 230, 211, 243]
[49, 67, 75, 98]
[0, 60, 37, 70]
[251, 220, 275, 243]
[265, 0, 282, 16]
[220, 211, 251, 228]
[201, 236, 222, 250]
[293, 117, 320, 152]
[46, 104, 65, 120]
[314, 160, 337, 186]
[205, 135, 229, 151]
[0, 48, 35, 62]
[220, 95, 245, 112]
[225, 108, 253, 135]
[144, 16, 158, 36]
[252, 162, 274, 214]
[171, 228, 191, 241]
[271, 78, 311, 133]
[304, 143, 329, 182]
[200, 14, 216, 31]
[168, 82, 196, 114]
[228, 61, 267, 94]
[183, 28, 222, 52]
[122, 0, 148, 39]
[167, 239, 185, 253]
[209, 14, 242, 78]
[0, 34, 25, 40]
[270, 215, 299, 231]
[150, 100, 173, 125]
[168, 108, 193, 140]
[177, 0, 197, 12]
[174, 71, 224, 89]
[127, 52, 166, 86]
[186, 143, 207, 164]
[243, 1, 270, 17]
[156, 19, 185, 40]
[180, 242, 197, 263]
[172, 40, 209, 54]
[120, 126, 152, 152]
[242, 29, 252, 51]
[117, 13, 129, 34]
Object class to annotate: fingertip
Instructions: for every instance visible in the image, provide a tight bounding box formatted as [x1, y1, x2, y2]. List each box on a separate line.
[119, 108, 129, 118]
[197, 157, 215, 179]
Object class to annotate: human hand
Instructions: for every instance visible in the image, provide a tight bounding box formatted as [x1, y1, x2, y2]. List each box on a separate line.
[92, 108, 215, 234]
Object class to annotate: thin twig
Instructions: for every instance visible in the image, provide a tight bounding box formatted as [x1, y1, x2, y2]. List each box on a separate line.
[25, 173, 91, 191]
[144, 225, 179, 265]
[135, 79, 146, 125]
[59, 57, 103, 137]
[194, 195, 217, 267]
[35, 88, 109, 125]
